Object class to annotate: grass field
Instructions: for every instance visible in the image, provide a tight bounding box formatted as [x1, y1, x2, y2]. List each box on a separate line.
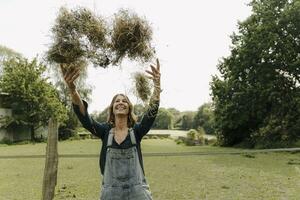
[0, 139, 299, 200]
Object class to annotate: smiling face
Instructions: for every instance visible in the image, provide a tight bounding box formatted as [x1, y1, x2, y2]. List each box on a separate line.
[112, 95, 130, 116]
[107, 94, 137, 127]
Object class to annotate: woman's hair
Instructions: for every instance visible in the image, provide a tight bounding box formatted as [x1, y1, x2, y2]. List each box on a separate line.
[107, 94, 137, 127]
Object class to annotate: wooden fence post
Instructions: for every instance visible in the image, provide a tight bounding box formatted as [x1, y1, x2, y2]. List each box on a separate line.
[42, 118, 58, 200]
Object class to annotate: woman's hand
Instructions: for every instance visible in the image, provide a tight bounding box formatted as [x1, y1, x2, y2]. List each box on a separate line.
[61, 64, 85, 114]
[146, 58, 161, 102]
[146, 58, 161, 90]
[61, 64, 80, 92]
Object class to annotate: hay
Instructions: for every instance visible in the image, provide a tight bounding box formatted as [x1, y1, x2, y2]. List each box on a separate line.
[110, 9, 155, 64]
[46, 7, 155, 73]
[133, 72, 152, 103]
[46, 7, 108, 69]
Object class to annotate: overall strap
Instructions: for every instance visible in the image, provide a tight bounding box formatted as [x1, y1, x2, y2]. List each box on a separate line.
[107, 129, 114, 147]
[129, 128, 137, 145]
[106, 128, 137, 147]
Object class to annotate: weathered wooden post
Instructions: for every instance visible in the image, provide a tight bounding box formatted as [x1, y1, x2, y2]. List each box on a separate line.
[42, 118, 59, 200]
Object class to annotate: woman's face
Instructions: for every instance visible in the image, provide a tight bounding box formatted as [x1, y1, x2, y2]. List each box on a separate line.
[113, 95, 130, 116]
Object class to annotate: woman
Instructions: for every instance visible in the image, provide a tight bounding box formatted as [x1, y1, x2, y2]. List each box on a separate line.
[63, 59, 161, 200]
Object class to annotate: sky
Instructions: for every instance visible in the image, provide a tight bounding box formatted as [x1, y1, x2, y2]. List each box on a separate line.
[0, 0, 252, 113]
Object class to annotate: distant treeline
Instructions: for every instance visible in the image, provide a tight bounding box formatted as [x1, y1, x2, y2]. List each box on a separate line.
[91, 102, 215, 135]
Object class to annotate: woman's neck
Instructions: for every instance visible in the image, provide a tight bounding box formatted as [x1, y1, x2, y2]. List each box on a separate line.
[114, 115, 128, 131]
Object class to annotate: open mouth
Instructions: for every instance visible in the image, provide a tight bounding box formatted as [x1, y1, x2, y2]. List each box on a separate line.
[115, 105, 127, 111]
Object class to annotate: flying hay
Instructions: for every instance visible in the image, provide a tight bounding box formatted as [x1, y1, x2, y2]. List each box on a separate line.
[133, 72, 152, 103]
[110, 9, 155, 65]
[46, 7, 108, 71]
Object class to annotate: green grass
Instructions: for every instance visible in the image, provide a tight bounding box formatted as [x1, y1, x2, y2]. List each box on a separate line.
[0, 139, 299, 200]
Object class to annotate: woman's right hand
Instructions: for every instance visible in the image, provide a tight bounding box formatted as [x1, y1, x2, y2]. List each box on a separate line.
[61, 64, 80, 91]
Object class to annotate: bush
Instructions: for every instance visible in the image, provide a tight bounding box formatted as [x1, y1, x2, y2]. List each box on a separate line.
[251, 115, 297, 149]
[186, 129, 206, 146]
[187, 129, 198, 140]
[59, 128, 76, 140]
[0, 138, 13, 145]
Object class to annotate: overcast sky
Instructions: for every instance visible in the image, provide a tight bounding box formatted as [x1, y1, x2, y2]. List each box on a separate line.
[0, 0, 252, 113]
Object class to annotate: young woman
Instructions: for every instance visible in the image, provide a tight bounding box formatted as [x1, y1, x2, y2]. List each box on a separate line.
[63, 59, 161, 200]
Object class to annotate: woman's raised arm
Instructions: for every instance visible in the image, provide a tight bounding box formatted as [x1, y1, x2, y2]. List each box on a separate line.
[61, 65, 86, 116]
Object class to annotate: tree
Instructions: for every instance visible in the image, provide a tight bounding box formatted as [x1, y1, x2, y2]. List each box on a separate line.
[193, 103, 215, 135]
[0, 57, 68, 141]
[0, 45, 21, 61]
[152, 108, 174, 129]
[210, 0, 300, 147]
[167, 107, 181, 129]
[179, 111, 196, 130]
[0, 45, 22, 74]
[92, 107, 109, 123]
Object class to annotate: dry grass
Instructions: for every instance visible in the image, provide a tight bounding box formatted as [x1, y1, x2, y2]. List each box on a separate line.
[46, 7, 108, 70]
[133, 72, 152, 103]
[47, 7, 155, 73]
[110, 9, 155, 64]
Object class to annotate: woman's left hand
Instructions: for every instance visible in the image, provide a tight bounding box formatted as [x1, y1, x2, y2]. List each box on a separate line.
[146, 58, 161, 88]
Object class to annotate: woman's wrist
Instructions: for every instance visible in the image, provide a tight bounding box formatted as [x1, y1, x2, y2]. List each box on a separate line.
[69, 88, 77, 96]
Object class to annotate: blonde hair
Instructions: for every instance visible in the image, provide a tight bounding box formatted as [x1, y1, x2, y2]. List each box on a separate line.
[107, 94, 137, 127]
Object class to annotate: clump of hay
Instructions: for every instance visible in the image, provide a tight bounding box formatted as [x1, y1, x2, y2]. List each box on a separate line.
[46, 7, 108, 71]
[46, 7, 155, 75]
[133, 72, 152, 103]
[110, 9, 155, 65]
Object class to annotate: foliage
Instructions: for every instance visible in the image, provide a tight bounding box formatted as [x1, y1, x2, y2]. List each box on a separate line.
[58, 110, 78, 140]
[92, 107, 109, 123]
[179, 111, 196, 130]
[193, 102, 215, 134]
[0, 57, 68, 140]
[210, 0, 300, 148]
[0, 45, 22, 62]
[185, 129, 205, 146]
[0, 138, 13, 145]
[0, 45, 22, 75]
[152, 108, 174, 129]
[166, 108, 181, 128]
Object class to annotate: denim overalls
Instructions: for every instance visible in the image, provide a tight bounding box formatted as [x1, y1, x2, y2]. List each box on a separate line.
[100, 128, 153, 200]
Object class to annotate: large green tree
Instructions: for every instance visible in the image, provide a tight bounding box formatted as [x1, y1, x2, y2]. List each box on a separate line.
[0, 57, 68, 141]
[211, 0, 300, 147]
